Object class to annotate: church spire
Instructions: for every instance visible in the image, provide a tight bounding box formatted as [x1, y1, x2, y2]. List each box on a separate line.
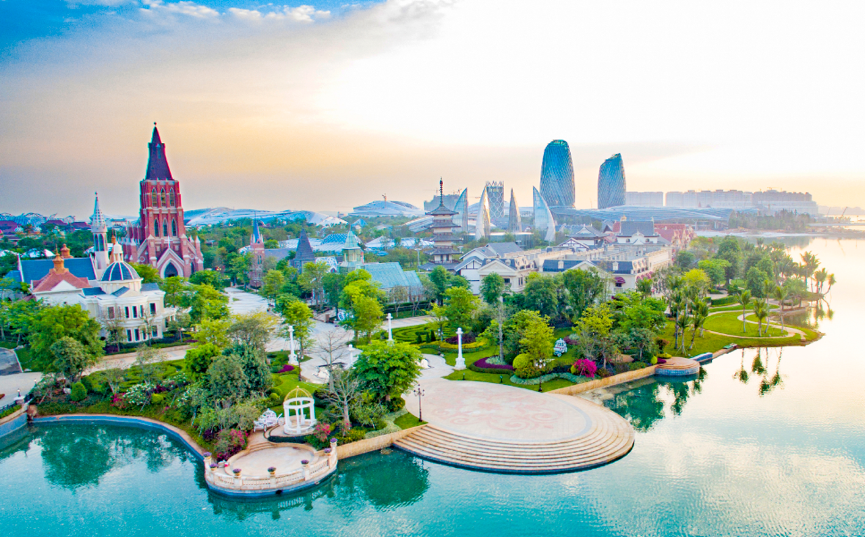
[145, 123, 173, 180]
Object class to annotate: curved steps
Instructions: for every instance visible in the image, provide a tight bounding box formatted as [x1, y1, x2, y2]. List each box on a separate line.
[393, 414, 634, 474]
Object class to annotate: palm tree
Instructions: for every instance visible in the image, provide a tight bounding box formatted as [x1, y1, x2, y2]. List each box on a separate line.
[695, 299, 711, 337]
[688, 306, 706, 350]
[753, 299, 769, 336]
[735, 290, 752, 334]
[800, 251, 820, 292]
[676, 312, 691, 353]
[813, 268, 828, 295]
[826, 274, 836, 294]
[772, 285, 788, 331]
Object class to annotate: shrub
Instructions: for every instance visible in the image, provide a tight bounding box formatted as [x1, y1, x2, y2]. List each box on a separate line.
[513, 353, 541, 379]
[445, 334, 476, 345]
[469, 357, 514, 374]
[151, 393, 166, 406]
[278, 364, 295, 374]
[269, 392, 281, 404]
[214, 429, 247, 459]
[386, 397, 406, 412]
[596, 368, 612, 379]
[81, 375, 95, 392]
[570, 359, 597, 378]
[629, 362, 649, 371]
[69, 382, 87, 402]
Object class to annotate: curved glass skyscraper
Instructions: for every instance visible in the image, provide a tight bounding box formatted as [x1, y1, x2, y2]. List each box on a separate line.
[598, 153, 626, 209]
[539, 140, 575, 208]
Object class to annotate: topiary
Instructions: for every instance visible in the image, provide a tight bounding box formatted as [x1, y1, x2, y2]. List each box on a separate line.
[269, 392, 281, 404]
[386, 397, 406, 412]
[70, 382, 87, 402]
[80, 375, 95, 392]
[512, 353, 541, 379]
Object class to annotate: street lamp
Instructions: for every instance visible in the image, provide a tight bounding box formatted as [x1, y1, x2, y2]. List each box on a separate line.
[413, 385, 425, 422]
[288, 325, 298, 365]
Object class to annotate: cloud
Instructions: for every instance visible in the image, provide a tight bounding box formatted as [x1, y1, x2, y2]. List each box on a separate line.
[139, 0, 219, 19]
[228, 5, 331, 23]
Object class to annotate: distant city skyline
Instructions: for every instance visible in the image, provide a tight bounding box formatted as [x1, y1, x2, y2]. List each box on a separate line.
[2, 0, 863, 217]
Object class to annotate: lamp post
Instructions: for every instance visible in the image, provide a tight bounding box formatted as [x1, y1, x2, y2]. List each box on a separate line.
[455, 327, 466, 370]
[288, 325, 298, 365]
[386, 313, 393, 344]
[413, 385, 425, 422]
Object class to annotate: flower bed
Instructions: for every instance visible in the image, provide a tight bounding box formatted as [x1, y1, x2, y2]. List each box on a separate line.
[469, 356, 515, 374]
[278, 364, 295, 373]
[439, 338, 487, 351]
[445, 334, 476, 345]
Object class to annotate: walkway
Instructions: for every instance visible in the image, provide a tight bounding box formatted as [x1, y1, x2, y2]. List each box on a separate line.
[396, 378, 634, 473]
[0, 372, 42, 407]
[704, 309, 807, 340]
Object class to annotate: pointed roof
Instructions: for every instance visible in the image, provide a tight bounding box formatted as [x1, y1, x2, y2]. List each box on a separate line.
[508, 188, 521, 233]
[295, 228, 316, 262]
[343, 228, 362, 250]
[90, 192, 106, 231]
[252, 219, 263, 244]
[428, 178, 457, 216]
[145, 124, 173, 181]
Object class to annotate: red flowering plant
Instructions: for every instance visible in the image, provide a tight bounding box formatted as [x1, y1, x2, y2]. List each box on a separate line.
[571, 359, 598, 378]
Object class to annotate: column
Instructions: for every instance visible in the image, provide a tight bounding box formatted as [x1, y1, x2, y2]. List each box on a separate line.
[387, 313, 393, 344]
[455, 327, 466, 370]
[288, 325, 298, 365]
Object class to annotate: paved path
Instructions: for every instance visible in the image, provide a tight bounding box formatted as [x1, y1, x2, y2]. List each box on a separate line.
[0, 372, 42, 407]
[85, 346, 191, 374]
[226, 287, 269, 315]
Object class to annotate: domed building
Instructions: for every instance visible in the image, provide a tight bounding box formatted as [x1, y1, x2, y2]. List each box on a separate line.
[23, 237, 176, 345]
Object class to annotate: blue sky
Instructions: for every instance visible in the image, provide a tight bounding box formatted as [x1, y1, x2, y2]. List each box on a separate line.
[1, 0, 864, 218]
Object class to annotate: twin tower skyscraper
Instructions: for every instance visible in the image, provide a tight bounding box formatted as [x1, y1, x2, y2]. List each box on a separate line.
[538, 140, 626, 210]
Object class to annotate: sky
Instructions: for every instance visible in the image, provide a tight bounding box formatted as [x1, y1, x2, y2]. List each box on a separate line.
[1, 0, 864, 218]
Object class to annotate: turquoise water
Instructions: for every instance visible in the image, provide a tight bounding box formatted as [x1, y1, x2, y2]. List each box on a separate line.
[2, 239, 865, 536]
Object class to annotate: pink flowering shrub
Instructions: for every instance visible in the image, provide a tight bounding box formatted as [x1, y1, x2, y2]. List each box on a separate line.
[571, 359, 598, 378]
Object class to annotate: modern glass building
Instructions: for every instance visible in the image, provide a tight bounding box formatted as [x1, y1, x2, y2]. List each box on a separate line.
[532, 187, 556, 242]
[508, 189, 522, 233]
[475, 187, 491, 240]
[539, 140, 575, 208]
[598, 153, 626, 209]
[452, 188, 469, 233]
[485, 181, 505, 221]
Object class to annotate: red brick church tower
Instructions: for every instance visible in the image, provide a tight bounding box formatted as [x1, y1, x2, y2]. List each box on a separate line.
[122, 124, 204, 277]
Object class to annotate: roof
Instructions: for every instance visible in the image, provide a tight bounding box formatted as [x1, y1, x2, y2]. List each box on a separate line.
[294, 229, 316, 267]
[4, 270, 22, 284]
[112, 286, 131, 297]
[264, 248, 293, 260]
[141, 283, 161, 291]
[82, 287, 106, 296]
[20, 257, 96, 284]
[619, 220, 657, 237]
[252, 219, 263, 244]
[101, 261, 139, 282]
[360, 262, 423, 291]
[144, 125, 174, 181]
[487, 242, 523, 256]
[571, 224, 606, 238]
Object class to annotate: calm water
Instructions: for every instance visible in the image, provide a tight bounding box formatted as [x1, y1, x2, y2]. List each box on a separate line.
[2, 238, 864, 537]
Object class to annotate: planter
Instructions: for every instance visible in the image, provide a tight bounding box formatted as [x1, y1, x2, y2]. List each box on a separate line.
[268, 467, 276, 476]
[232, 468, 242, 477]
[209, 463, 217, 472]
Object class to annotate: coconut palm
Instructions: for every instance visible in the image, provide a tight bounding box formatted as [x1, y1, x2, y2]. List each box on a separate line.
[800, 251, 820, 292]
[735, 290, 752, 334]
[676, 312, 691, 353]
[813, 268, 828, 295]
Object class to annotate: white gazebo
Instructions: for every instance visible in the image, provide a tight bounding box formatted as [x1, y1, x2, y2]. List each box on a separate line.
[283, 387, 317, 436]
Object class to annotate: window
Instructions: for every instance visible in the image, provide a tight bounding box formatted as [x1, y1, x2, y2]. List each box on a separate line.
[125, 307, 130, 318]
[150, 303, 156, 315]
[169, 189, 175, 207]
[151, 326, 158, 337]
[163, 222, 168, 236]
[140, 305, 145, 317]
[132, 306, 137, 319]
[160, 189, 166, 206]
[107, 307, 115, 319]
[134, 329, 140, 341]
[127, 330, 132, 342]
[154, 219, 159, 236]
[151, 189, 158, 206]
[171, 219, 177, 236]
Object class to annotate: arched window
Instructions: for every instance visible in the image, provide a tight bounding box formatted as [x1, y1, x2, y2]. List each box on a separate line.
[171, 219, 177, 236]
[169, 189, 175, 207]
[163, 221, 168, 237]
[151, 189, 158, 206]
[160, 189, 166, 206]
[154, 218, 159, 236]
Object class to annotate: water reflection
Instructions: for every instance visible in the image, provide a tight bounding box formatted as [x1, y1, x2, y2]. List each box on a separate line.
[34, 424, 192, 491]
[204, 451, 431, 521]
[605, 369, 707, 431]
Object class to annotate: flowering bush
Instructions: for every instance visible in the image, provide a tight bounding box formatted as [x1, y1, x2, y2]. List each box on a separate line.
[279, 364, 295, 373]
[445, 334, 476, 345]
[471, 357, 515, 372]
[570, 359, 597, 378]
[313, 423, 332, 443]
[215, 429, 247, 460]
[564, 336, 578, 346]
[123, 382, 154, 407]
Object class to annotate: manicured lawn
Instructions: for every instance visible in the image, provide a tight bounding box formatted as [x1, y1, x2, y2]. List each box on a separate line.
[442, 368, 576, 392]
[710, 303, 777, 314]
[705, 311, 786, 337]
[658, 318, 818, 357]
[394, 412, 424, 429]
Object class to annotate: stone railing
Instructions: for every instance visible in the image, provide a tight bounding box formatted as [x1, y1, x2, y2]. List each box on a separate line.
[203, 439, 339, 497]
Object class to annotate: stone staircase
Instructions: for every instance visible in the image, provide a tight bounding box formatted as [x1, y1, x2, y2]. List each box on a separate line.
[393, 414, 634, 474]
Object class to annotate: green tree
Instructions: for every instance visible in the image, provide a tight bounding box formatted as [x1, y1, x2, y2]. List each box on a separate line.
[234, 345, 272, 395]
[353, 341, 422, 403]
[195, 318, 231, 348]
[480, 273, 506, 305]
[189, 270, 226, 291]
[519, 314, 554, 374]
[131, 263, 161, 284]
[522, 273, 559, 318]
[715, 236, 743, 281]
[574, 304, 617, 367]
[207, 355, 249, 404]
[261, 270, 285, 305]
[428, 266, 450, 305]
[746, 267, 769, 298]
[226, 311, 278, 352]
[160, 276, 190, 308]
[188, 283, 229, 323]
[676, 250, 696, 270]
[561, 268, 607, 320]
[185, 343, 221, 380]
[735, 290, 752, 334]
[30, 304, 103, 369]
[636, 278, 653, 297]
[322, 272, 346, 317]
[50, 336, 97, 384]
[279, 299, 314, 355]
[227, 253, 252, 286]
[443, 287, 480, 331]
[698, 259, 731, 287]
[299, 261, 329, 310]
[352, 295, 383, 344]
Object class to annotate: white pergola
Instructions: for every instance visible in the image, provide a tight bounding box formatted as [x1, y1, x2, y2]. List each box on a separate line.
[283, 387, 317, 435]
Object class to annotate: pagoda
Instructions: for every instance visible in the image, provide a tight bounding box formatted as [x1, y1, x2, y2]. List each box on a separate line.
[421, 179, 461, 271]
